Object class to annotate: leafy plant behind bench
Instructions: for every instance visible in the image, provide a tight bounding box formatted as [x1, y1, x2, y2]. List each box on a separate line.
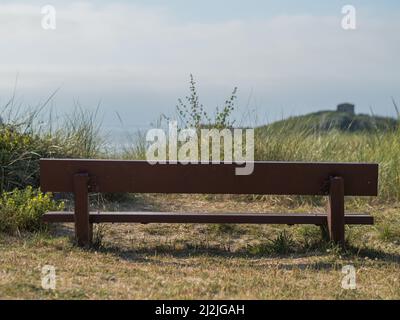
[176, 74, 237, 130]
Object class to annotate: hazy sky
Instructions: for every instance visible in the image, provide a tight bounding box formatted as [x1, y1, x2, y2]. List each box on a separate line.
[1, 0, 399, 128]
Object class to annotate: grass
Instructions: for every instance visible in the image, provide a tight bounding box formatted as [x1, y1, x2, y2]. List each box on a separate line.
[254, 126, 400, 204]
[0, 195, 399, 299]
[0, 103, 104, 193]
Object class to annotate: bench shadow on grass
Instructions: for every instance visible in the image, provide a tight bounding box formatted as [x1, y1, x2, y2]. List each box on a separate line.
[49, 224, 400, 268]
[88, 240, 400, 271]
[344, 245, 400, 264]
[93, 244, 341, 271]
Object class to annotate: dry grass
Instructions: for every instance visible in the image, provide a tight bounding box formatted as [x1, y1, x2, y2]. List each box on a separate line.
[1, 195, 399, 299]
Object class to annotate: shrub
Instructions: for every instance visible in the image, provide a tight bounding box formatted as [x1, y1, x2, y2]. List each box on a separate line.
[0, 126, 53, 192]
[176, 74, 237, 130]
[0, 186, 64, 234]
[0, 106, 103, 192]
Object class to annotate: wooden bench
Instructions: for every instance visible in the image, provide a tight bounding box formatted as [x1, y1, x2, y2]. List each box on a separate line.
[40, 159, 378, 247]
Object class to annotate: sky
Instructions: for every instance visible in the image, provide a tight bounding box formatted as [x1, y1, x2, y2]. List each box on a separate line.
[0, 0, 399, 130]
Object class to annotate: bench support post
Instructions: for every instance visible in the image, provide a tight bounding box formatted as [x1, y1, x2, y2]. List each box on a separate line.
[74, 173, 92, 247]
[327, 176, 345, 246]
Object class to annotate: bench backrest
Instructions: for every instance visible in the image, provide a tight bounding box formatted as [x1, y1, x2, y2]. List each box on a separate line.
[40, 159, 378, 196]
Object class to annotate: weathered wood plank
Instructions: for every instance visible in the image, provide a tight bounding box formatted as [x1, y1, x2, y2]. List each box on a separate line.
[40, 159, 378, 196]
[327, 177, 345, 245]
[73, 173, 92, 246]
[42, 212, 374, 225]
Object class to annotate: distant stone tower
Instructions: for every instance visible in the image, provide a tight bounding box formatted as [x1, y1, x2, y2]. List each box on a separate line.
[337, 103, 355, 115]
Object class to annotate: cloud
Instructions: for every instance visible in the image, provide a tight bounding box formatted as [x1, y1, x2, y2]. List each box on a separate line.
[0, 1, 399, 122]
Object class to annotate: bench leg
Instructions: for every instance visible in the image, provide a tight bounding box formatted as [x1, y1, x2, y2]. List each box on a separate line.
[74, 173, 92, 247]
[327, 176, 345, 246]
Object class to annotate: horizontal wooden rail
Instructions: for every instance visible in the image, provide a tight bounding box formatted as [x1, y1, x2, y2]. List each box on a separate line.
[42, 212, 374, 225]
[40, 159, 379, 196]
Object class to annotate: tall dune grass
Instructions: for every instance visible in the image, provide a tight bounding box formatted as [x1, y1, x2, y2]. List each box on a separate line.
[254, 123, 400, 202]
[0, 102, 104, 192]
